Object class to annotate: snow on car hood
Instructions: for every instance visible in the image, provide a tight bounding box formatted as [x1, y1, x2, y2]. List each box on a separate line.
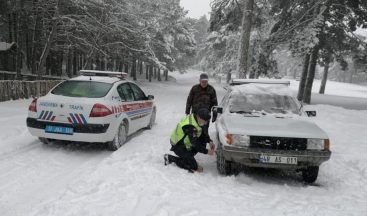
[221, 114, 328, 139]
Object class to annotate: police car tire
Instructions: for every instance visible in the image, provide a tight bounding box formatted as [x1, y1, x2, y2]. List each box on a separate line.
[146, 108, 156, 129]
[108, 122, 128, 151]
[38, 137, 50, 144]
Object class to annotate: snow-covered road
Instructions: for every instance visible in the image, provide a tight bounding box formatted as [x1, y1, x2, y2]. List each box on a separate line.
[1, 71, 367, 216]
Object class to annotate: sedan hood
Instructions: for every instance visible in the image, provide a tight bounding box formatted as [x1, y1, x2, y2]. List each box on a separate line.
[222, 114, 328, 139]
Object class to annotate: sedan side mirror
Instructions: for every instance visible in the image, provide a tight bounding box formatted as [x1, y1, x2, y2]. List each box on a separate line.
[305, 110, 317, 117]
[147, 95, 154, 100]
[212, 106, 223, 114]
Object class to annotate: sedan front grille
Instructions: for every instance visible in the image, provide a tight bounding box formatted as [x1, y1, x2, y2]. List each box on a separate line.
[250, 136, 307, 151]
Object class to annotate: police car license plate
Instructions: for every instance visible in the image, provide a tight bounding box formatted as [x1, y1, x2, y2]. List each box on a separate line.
[259, 154, 298, 165]
[45, 125, 73, 135]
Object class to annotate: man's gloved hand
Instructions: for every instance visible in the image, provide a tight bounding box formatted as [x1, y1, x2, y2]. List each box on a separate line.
[209, 141, 215, 150]
[207, 148, 215, 156]
[182, 125, 197, 136]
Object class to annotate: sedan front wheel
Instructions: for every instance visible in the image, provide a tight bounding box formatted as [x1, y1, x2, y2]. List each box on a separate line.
[216, 144, 233, 175]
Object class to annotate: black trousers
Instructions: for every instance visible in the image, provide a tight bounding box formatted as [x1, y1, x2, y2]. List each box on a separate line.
[168, 144, 199, 171]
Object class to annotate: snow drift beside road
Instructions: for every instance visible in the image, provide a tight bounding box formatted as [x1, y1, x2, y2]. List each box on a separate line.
[1, 70, 367, 216]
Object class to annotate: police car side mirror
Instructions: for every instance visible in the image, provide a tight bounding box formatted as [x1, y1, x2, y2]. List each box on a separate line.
[147, 95, 154, 100]
[305, 110, 317, 117]
[212, 106, 223, 114]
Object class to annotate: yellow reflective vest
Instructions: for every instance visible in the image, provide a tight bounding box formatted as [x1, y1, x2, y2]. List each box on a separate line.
[170, 114, 202, 150]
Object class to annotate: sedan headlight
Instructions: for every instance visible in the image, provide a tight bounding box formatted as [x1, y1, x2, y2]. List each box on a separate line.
[226, 134, 250, 147]
[307, 139, 330, 150]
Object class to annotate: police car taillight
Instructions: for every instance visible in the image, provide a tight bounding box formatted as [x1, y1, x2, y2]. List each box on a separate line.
[90, 103, 112, 117]
[28, 98, 37, 112]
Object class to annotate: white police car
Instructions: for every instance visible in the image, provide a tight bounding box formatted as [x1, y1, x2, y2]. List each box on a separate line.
[26, 70, 156, 150]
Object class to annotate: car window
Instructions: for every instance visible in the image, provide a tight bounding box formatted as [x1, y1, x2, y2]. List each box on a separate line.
[51, 81, 112, 98]
[117, 83, 134, 102]
[229, 93, 300, 114]
[129, 83, 146, 101]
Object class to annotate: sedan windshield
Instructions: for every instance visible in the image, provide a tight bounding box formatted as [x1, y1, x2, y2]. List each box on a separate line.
[229, 94, 300, 114]
[51, 81, 113, 98]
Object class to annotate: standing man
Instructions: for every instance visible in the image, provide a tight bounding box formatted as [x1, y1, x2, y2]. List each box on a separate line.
[164, 108, 215, 172]
[185, 73, 218, 117]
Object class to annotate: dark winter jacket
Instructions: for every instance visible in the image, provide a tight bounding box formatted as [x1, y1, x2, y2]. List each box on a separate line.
[173, 124, 211, 154]
[185, 84, 218, 115]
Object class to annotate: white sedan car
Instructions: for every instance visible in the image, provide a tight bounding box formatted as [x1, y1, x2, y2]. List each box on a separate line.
[26, 70, 156, 150]
[214, 79, 331, 183]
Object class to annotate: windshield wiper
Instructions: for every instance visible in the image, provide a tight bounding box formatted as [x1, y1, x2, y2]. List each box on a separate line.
[270, 107, 287, 113]
[233, 110, 266, 115]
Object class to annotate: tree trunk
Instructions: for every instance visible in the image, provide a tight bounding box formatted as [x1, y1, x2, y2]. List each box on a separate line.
[139, 60, 143, 75]
[66, 48, 72, 78]
[73, 50, 77, 76]
[319, 52, 331, 94]
[15, 11, 22, 79]
[8, 13, 13, 42]
[319, 63, 329, 94]
[125, 61, 129, 75]
[158, 68, 161, 81]
[297, 54, 310, 101]
[237, 0, 254, 79]
[149, 65, 153, 82]
[132, 57, 137, 81]
[349, 68, 354, 83]
[37, 0, 60, 78]
[303, 46, 319, 104]
[146, 63, 149, 80]
[164, 69, 168, 81]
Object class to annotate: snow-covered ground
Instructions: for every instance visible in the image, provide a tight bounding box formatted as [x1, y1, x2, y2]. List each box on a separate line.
[1, 70, 367, 216]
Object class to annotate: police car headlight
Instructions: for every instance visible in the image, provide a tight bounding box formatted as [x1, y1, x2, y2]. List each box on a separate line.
[307, 138, 325, 150]
[226, 134, 250, 147]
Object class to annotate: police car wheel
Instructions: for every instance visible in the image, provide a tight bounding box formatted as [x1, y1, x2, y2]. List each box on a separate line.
[146, 108, 156, 129]
[108, 122, 127, 151]
[38, 137, 50, 144]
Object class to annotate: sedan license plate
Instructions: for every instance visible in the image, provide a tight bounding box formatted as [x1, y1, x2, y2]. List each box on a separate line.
[259, 154, 298, 165]
[45, 125, 73, 135]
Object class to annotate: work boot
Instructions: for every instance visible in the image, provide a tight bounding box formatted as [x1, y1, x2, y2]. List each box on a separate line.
[164, 154, 170, 166]
[196, 166, 204, 173]
[189, 165, 203, 173]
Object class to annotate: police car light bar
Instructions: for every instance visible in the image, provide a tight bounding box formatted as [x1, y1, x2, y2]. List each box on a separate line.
[79, 70, 127, 79]
[230, 79, 290, 86]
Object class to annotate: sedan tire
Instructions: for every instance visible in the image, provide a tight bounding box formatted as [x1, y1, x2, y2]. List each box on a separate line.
[216, 143, 233, 175]
[302, 166, 319, 183]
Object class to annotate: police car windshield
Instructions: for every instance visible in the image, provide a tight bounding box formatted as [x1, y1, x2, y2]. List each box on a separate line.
[51, 80, 113, 98]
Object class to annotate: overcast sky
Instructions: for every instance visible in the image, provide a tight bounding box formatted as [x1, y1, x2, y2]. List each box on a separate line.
[180, 0, 211, 19]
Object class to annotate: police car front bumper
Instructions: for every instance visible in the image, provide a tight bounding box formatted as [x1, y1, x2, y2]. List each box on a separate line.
[26, 117, 113, 143]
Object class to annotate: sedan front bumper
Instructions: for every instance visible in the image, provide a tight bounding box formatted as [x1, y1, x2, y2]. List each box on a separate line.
[222, 145, 331, 169]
